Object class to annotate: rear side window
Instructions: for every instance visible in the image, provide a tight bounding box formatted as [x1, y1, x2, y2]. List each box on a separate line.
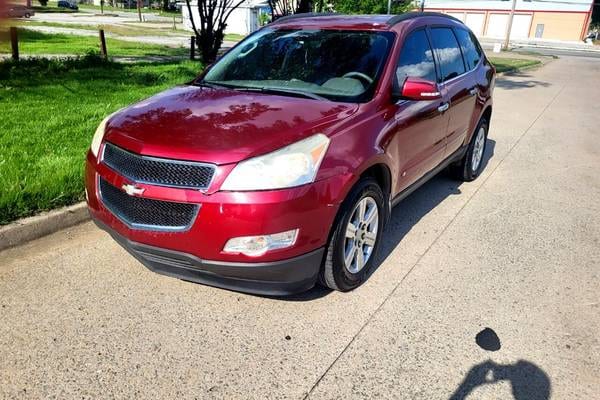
[429, 27, 466, 82]
[396, 29, 436, 84]
[454, 28, 482, 70]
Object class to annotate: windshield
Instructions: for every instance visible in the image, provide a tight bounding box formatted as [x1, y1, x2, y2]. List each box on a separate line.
[202, 28, 395, 103]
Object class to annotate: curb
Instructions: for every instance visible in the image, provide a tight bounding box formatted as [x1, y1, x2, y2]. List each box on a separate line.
[0, 202, 89, 252]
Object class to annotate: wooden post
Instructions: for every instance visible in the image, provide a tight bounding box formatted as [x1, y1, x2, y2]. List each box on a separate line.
[137, 0, 142, 22]
[10, 27, 19, 61]
[99, 29, 108, 59]
[190, 36, 196, 60]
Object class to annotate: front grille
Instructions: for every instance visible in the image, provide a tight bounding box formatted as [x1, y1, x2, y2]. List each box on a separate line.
[102, 143, 215, 190]
[99, 178, 198, 231]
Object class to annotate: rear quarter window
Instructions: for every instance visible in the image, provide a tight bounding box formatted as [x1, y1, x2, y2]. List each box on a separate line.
[454, 28, 483, 71]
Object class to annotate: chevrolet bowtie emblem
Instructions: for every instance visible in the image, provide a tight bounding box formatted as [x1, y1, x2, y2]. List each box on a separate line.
[122, 183, 145, 196]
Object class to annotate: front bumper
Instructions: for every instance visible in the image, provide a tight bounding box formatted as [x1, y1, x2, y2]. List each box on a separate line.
[85, 149, 352, 294]
[94, 218, 324, 296]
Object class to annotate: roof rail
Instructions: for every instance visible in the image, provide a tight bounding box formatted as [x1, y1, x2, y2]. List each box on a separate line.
[271, 12, 338, 24]
[387, 11, 463, 26]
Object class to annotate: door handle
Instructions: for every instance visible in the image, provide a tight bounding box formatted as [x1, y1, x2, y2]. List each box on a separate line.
[469, 87, 479, 96]
[438, 102, 449, 113]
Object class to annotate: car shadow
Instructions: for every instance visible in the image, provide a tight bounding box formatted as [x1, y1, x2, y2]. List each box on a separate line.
[275, 139, 496, 302]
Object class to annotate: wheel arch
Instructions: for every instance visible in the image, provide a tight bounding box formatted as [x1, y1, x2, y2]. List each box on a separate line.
[481, 104, 492, 124]
[358, 162, 393, 225]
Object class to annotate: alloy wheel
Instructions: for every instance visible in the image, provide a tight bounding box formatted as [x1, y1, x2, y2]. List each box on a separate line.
[344, 196, 379, 274]
[471, 126, 486, 172]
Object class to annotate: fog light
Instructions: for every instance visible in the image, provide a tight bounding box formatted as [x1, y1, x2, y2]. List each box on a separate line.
[223, 229, 299, 257]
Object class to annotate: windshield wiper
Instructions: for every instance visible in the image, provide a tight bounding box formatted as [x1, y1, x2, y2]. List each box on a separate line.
[232, 86, 329, 101]
[193, 80, 230, 89]
[195, 81, 329, 101]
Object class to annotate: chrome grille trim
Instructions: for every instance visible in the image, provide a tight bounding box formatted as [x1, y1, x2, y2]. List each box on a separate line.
[101, 143, 216, 190]
[98, 177, 199, 232]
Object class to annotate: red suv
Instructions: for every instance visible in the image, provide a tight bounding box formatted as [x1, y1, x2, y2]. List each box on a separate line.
[86, 12, 495, 295]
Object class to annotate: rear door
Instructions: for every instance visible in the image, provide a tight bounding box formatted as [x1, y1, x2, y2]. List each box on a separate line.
[391, 28, 448, 191]
[429, 27, 477, 157]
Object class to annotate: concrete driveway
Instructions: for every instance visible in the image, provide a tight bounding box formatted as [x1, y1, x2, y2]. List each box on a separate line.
[1, 56, 599, 399]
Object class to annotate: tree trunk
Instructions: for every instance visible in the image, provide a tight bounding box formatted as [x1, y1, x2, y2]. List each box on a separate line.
[197, 28, 224, 63]
[162, 0, 169, 11]
[296, 0, 312, 14]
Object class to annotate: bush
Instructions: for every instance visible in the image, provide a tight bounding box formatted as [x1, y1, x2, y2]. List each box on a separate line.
[38, 0, 48, 6]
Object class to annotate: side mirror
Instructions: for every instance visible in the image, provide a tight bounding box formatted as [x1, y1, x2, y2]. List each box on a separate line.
[395, 77, 441, 101]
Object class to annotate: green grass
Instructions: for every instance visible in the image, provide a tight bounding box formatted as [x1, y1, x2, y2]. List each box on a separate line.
[79, 3, 151, 14]
[489, 57, 541, 73]
[30, 5, 78, 13]
[0, 28, 187, 57]
[224, 33, 245, 42]
[0, 56, 202, 224]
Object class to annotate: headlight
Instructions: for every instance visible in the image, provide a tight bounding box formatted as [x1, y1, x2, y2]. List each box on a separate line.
[90, 110, 121, 157]
[221, 134, 330, 191]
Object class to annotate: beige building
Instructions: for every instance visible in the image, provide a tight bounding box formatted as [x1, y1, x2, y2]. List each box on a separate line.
[423, 0, 595, 42]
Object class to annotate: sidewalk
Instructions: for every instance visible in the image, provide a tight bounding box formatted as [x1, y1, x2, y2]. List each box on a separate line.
[480, 37, 600, 53]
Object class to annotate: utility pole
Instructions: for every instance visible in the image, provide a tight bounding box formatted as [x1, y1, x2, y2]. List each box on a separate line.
[387, 0, 391, 15]
[503, 0, 517, 50]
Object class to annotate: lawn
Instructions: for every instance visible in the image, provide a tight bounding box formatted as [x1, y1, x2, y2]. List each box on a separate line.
[488, 57, 541, 73]
[0, 57, 202, 224]
[0, 28, 187, 58]
[30, 5, 78, 13]
[79, 3, 149, 14]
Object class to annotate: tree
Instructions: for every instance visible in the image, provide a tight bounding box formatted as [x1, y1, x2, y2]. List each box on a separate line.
[267, 0, 296, 19]
[331, 0, 413, 14]
[266, 0, 315, 19]
[184, 0, 246, 63]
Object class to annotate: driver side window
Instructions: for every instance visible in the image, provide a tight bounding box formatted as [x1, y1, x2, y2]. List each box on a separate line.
[396, 29, 437, 85]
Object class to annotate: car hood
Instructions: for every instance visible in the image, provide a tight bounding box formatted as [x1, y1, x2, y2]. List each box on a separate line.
[104, 85, 358, 165]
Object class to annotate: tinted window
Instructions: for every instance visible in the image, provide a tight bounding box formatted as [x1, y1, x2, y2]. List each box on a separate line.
[454, 28, 482, 70]
[396, 29, 436, 84]
[429, 28, 466, 82]
[203, 28, 395, 102]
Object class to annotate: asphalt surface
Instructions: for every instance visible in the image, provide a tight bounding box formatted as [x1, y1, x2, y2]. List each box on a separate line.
[1, 56, 599, 399]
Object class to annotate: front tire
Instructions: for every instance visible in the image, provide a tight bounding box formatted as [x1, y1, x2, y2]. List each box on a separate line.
[451, 118, 489, 182]
[320, 177, 384, 292]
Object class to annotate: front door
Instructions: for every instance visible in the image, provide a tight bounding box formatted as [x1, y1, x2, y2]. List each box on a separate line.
[390, 28, 448, 192]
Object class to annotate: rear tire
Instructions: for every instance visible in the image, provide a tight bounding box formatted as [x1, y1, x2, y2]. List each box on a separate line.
[451, 117, 489, 182]
[319, 177, 384, 292]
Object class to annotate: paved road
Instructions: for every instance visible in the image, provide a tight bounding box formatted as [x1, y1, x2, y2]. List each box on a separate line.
[1, 56, 599, 399]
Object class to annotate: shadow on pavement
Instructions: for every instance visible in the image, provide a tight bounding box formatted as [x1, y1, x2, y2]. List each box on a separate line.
[278, 139, 496, 302]
[450, 327, 551, 399]
[496, 71, 551, 90]
[449, 360, 551, 400]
